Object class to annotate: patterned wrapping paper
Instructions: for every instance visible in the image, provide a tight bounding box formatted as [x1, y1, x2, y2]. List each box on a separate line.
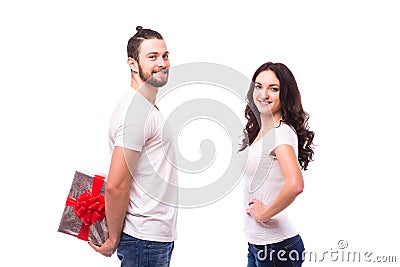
[58, 171, 108, 245]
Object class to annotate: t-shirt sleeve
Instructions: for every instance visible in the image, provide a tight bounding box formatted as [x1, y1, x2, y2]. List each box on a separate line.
[269, 124, 298, 158]
[113, 119, 145, 152]
[112, 97, 153, 152]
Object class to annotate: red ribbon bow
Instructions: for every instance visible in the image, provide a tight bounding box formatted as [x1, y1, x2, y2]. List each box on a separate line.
[66, 175, 106, 241]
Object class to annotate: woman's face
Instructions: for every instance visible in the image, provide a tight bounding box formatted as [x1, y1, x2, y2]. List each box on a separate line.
[252, 70, 282, 117]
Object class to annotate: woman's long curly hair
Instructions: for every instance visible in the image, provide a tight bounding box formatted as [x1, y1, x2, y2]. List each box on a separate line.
[239, 62, 315, 170]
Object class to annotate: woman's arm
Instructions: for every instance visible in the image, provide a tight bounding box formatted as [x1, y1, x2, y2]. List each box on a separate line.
[246, 144, 304, 222]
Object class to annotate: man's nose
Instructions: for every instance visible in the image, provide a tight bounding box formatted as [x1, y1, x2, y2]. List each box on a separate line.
[157, 57, 167, 67]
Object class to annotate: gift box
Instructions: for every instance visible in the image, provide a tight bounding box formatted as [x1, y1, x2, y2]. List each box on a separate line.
[58, 170, 108, 245]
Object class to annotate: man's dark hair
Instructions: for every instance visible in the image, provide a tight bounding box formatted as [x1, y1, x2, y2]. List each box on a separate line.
[127, 26, 163, 62]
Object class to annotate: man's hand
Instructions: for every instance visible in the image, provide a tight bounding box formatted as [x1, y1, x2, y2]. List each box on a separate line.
[88, 238, 118, 257]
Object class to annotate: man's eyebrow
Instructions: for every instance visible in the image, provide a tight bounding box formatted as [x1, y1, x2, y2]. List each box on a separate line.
[146, 52, 159, 56]
[146, 51, 169, 56]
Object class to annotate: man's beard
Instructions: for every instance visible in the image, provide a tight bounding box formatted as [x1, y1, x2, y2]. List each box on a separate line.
[138, 64, 169, 87]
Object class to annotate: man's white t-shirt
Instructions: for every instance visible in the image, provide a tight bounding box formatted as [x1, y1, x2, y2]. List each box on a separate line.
[108, 88, 178, 242]
[243, 123, 299, 245]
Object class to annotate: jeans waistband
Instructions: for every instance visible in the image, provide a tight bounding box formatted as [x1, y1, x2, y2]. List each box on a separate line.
[252, 234, 300, 250]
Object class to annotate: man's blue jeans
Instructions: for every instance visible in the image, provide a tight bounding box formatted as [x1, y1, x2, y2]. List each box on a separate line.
[247, 234, 305, 267]
[117, 233, 174, 267]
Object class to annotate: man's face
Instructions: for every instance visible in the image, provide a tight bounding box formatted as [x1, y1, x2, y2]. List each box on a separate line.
[137, 39, 170, 87]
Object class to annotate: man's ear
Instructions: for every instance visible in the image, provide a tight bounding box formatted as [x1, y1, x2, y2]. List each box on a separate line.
[127, 57, 139, 73]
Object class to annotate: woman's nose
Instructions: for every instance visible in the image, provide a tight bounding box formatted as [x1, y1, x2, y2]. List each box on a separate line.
[261, 88, 269, 99]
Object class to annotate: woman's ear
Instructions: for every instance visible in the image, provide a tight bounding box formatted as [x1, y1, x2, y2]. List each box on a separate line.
[127, 57, 138, 73]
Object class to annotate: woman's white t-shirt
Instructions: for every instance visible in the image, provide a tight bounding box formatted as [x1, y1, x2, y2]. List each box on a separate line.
[243, 123, 299, 245]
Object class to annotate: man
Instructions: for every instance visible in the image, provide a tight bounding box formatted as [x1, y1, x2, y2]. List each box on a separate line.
[89, 26, 178, 267]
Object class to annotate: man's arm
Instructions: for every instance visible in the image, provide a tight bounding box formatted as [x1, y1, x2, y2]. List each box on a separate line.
[89, 146, 139, 257]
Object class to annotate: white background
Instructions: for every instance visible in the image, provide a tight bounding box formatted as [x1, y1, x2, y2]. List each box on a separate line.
[1, 0, 399, 266]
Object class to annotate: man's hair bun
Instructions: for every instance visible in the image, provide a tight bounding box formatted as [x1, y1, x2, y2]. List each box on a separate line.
[136, 26, 143, 31]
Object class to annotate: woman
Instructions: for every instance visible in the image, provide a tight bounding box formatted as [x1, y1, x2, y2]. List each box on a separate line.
[240, 62, 315, 266]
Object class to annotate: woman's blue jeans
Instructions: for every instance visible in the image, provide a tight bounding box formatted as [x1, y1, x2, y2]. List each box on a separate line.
[247, 234, 305, 267]
[117, 233, 174, 267]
